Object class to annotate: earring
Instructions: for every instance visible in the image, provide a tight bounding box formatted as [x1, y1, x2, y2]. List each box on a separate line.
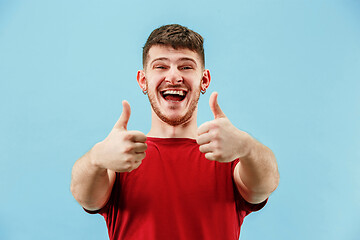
[142, 89, 148, 95]
[201, 89, 206, 95]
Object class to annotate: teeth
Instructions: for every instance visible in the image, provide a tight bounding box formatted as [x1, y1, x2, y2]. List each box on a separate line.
[162, 90, 185, 96]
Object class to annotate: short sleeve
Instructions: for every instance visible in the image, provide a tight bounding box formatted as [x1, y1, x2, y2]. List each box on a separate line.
[83, 205, 109, 215]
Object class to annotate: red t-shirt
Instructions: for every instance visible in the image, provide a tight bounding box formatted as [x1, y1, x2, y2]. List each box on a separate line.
[86, 137, 266, 240]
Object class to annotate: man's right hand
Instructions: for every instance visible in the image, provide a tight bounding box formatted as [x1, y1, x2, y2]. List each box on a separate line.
[91, 100, 147, 172]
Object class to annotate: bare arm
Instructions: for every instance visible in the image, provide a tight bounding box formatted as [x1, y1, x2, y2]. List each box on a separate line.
[70, 101, 147, 211]
[70, 147, 116, 211]
[197, 92, 279, 204]
[233, 136, 279, 204]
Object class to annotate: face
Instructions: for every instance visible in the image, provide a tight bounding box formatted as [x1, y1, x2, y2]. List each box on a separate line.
[137, 45, 210, 126]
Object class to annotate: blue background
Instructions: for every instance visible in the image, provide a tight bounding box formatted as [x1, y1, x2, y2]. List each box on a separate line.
[1, 0, 359, 239]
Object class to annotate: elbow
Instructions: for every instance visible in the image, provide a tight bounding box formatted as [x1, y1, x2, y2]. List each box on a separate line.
[274, 170, 280, 190]
[264, 164, 280, 196]
[272, 154, 280, 192]
[267, 150, 280, 193]
[70, 178, 109, 211]
[245, 170, 280, 204]
[70, 180, 82, 205]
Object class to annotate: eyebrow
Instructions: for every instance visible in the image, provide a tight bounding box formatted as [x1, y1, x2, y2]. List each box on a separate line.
[150, 57, 197, 66]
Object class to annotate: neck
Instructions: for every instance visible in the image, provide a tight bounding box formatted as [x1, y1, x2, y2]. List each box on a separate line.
[147, 111, 198, 139]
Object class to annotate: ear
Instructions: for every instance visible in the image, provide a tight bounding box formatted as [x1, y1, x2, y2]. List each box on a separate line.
[137, 70, 147, 91]
[201, 69, 211, 91]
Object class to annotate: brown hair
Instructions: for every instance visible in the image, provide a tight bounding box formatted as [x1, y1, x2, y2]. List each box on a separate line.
[142, 24, 205, 67]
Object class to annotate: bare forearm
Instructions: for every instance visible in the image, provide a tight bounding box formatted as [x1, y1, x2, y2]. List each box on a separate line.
[71, 101, 147, 210]
[70, 145, 115, 211]
[235, 136, 279, 203]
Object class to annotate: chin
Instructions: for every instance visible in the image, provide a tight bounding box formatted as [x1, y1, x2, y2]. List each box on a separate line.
[148, 86, 201, 126]
[155, 111, 193, 126]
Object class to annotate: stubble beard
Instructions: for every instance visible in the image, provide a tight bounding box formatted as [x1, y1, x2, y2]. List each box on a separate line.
[147, 83, 201, 127]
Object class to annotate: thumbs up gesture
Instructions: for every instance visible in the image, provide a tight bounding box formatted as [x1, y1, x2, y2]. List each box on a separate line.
[196, 92, 251, 162]
[92, 100, 147, 172]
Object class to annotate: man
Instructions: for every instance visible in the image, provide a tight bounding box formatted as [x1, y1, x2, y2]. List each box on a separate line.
[71, 24, 279, 240]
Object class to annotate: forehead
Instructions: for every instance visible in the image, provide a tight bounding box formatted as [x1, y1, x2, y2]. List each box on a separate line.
[147, 45, 202, 66]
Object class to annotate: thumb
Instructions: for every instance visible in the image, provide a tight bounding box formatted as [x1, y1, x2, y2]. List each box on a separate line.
[113, 100, 131, 130]
[209, 92, 226, 119]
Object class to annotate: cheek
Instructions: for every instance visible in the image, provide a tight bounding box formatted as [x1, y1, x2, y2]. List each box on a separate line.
[146, 78, 161, 91]
[193, 78, 203, 89]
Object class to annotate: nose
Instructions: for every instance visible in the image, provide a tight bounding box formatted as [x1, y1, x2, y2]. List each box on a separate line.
[165, 67, 183, 84]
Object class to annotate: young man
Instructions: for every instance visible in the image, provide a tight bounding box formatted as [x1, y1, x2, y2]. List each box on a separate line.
[71, 24, 279, 240]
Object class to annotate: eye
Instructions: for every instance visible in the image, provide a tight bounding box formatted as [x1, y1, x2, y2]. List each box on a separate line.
[180, 66, 193, 70]
[154, 65, 166, 69]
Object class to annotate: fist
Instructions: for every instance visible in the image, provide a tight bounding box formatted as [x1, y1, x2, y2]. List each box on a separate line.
[92, 100, 147, 172]
[196, 92, 251, 162]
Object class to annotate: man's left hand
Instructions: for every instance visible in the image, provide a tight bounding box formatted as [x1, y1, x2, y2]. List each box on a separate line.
[196, 92, 253, 162]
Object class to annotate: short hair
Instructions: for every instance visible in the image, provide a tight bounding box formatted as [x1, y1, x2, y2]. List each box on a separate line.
[142, 24, 205, 67]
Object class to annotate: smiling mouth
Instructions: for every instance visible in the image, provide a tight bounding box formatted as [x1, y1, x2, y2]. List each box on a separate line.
[161, 90, 187, 102]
